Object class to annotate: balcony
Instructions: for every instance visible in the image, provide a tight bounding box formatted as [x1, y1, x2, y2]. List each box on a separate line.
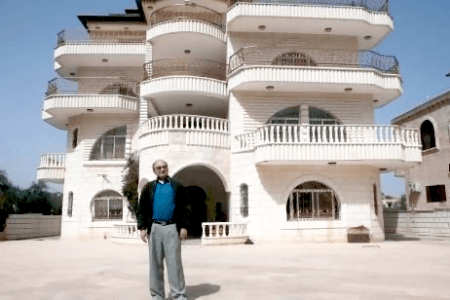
[54, 28, 146, 77]
[43, 77, 140, 129]
[37, 154, 66, 184]
[148, 4, 226, 41]
[227, 0, 393, 49]
[228, 47, 402, 106]
[139, 114, 230, 152]
[141, 59, 227, 115]
[234, 124, 421, 169]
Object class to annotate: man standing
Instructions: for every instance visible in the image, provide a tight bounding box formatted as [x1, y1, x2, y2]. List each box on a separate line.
[137, 159, 189, 300]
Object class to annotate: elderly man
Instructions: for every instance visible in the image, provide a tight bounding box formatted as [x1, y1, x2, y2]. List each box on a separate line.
[137, 159, 189, 300]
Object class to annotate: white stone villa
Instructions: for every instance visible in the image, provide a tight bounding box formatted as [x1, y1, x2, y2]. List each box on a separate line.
[37, 0, 422, 243]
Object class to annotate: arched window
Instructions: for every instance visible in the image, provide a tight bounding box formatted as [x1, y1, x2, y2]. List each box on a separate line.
[420, 120, 436, 150]
[272, 52, 317, 66]
[90, 126, 126, 160]
[240, 183, 249, 218]
[286, 181, 339, 220]
[267, 106, 339, 125]
[92, 190, 123, 220]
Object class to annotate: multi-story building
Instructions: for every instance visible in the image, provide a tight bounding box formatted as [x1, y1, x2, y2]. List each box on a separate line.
[37, 0, 422, 242]
[392, 90, 450, 210]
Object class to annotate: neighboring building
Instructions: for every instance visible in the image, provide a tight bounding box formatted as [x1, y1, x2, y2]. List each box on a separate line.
[392, 90, 450, 210]
[37, 0, 421, 242]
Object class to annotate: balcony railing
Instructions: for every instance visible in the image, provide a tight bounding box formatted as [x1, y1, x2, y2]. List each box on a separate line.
[201, 222, 248, 245]
[228, 47, 399, 75]
[56, 28, 146, 48]
[227, 0, 390, 13]
[45, 77, 140, 98]
[143, 59, 227, 81]
[149, 4, 226, 29]
[38, 153, 66, 169]
[140, 115, 230, 149]
[235, 124, 421, 163]
[237, 124, 419, 149]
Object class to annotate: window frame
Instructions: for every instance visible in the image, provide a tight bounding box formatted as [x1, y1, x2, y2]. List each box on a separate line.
[92, 190, 123, 221]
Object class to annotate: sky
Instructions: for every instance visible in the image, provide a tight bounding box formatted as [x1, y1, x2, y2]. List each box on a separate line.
[0, 0, 449, 195]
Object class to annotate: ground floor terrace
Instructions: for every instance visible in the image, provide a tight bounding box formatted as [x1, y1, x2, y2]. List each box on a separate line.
[1, 236, 450, 300]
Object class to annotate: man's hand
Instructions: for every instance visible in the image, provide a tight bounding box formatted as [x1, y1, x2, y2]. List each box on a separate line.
[140, 229, 148, 243]
[180, 228, 187, 241]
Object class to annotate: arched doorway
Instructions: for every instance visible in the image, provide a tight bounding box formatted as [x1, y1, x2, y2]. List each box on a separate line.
[173, 165, 228, 238]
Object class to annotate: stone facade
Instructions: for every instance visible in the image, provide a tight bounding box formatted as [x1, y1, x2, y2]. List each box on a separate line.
[38, 0, 419, 242]
[392, 90, 450, 210]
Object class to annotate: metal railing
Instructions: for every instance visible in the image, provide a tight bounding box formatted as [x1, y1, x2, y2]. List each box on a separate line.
[56, 28, 146, 48]
[149, 4, 226, 29]
[227, 0, 390, 13]
[144, 59, 227, 81]
[228, 47, 399, 75]
[45, 77, 140, 97]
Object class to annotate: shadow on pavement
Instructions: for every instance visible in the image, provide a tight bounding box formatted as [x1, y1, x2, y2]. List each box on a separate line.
[385, 234, 421, 241]
[186, 283, 220, 299]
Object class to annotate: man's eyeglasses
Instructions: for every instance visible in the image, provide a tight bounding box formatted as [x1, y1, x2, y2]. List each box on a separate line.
[155, 165, 167, 170]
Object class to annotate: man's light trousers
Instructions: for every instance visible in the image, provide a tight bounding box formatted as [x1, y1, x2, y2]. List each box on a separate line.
[149, 223, 187, 300]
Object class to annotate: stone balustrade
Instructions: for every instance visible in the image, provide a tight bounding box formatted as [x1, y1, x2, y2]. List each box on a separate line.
[37, 153, 66, 183]
[202, 222, 248, 245]
[140, 115, 230, 150]
[112, 223, 141, 243]
[234, 124, 422, 164]
[39, 153, 66, 168]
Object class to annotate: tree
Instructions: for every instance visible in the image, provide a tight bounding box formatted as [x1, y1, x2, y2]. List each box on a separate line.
[21, 181, 52, 215]
[122, 153, 139, 218]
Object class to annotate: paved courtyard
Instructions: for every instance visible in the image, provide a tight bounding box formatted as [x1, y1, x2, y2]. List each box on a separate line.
[1, 236, 450, 300]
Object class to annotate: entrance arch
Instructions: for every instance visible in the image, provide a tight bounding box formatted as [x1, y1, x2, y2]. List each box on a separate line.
[173, 165, 228, 237]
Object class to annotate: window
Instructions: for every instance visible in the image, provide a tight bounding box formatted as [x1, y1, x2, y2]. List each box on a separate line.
[272, 52, 317, 66]
[420, 120, 436, 150]
[373, 184, 378, 216]
[240, 183, 248, 218]
[90, 126, 126, 160]
[286, 181, 340, 220]
[72, 129, 78, 149]
[267, 106, 339, 125]
[68, 192, 73, 217]
[92, 190, 123, 220]
[426, 185, 447, 203]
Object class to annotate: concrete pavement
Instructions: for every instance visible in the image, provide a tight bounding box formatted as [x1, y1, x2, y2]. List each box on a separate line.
[1, 237, 450, 300]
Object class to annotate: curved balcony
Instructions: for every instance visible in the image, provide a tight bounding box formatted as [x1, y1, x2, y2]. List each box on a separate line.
[54, 28, 146, 77]
[37, 154, 66, 184]
[228, 47, 402, 106]
[227, 0, 393, 49]
[43, 77, 140, 129]
[234, 124, 421, 169]
[147, 4, 227, 63]
[139, 114, 230, 151]
[141, 59, 227, 115]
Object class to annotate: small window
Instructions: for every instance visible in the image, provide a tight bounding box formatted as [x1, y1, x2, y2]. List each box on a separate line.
[426, 185, 447, 202]
[420, 120, 436, 150]
[240, 183, 248, 218]
[373, 184, 378, 216]
[92, 190, 123, 220]
[72, 128, 78, 149]
[68, 192, 73, 217]
[90, 126, 126, 160]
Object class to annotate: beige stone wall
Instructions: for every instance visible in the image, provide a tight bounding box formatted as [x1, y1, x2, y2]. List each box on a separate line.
[228, 32, 358, 55]
[5, 214, 61, 240]
[229, 91, 374, 135]
[229, 151, 384, 243]
[399, 105, 450, 209]
[61, 113, 139, 239]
